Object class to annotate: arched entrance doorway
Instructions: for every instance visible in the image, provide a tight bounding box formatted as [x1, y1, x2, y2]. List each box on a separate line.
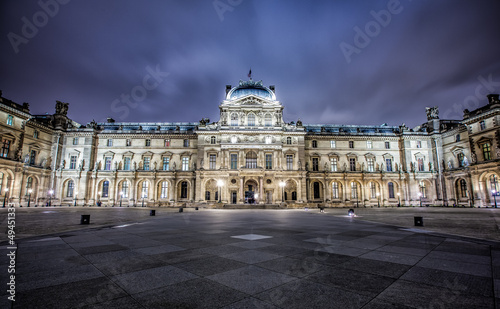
[244, 179, 259, 204]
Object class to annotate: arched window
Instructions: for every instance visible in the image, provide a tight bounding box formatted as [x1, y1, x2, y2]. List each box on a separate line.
[419, 181, 427, 198]
[247, 114, 255, 126]
[388, 182, 395, 198]
[246, 151, 257, 168]
[459, 179, 467, 198]
[102, 181, 109, 197]
[264, 114, 272, 126]
[490, 175, 498, 192]
[161, 181, 168, 199]
[313, 182, 320, 199]
[121, 181, 129, 198]
[67, 180, 74, 197]
[181, 181, 188, 198]
[141, 181, 149, 199]
[351, 182, 358, 199]
[231, 113, 238, 126]
[332, 182, 339, 199]
[26, 177, 33, 195]
[210, 136, 216, 144]
[286, 137, 292, 145]
[205, 191, 210, 201]
[370, 182, 377, 199]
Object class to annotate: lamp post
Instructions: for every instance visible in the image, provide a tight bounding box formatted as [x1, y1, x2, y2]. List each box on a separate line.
[418, 192, 422, 207]
[98, 191, 102, 207]
[48, 189, 53, 206]
[27, 189, 32, 207]
[492, 190, 498, 208]
[279, 181, 286, 203]
[376, 192, 380, 208]
[74, 191, 78, 207]
[397, 192, 401, 207]
[217, 180, 223, 203]
[119, 191, 123, 207]
[3, 188, 9, 208]
[142, 193, 145, 207]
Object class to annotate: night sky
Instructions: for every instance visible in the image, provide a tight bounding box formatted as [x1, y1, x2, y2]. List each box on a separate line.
[1, 0, 500, 128]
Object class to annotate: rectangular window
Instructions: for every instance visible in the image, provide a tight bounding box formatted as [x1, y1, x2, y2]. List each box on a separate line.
[160, 181, 168, 199]
[349, 141, 354, 149]
[183, 139, 189, 147]
[122, 182, 129, 198]
[312, 158, 319, 171]
[332, 182, 339, 199]
[385, 141, 390, 149]
[265, 154, 272, 170]
[367, 158, 374, 172]
[107, 139, 113, 147]
[73, 137, 78, 145]
[330, 140, 336, 148]
[70, 156, 77, 169]
[286, 155, 293, 170]
[162, 157, 170, 171]
[164, 139, 170, 147]
[388, 183, 395, 198]
[182, 157, 189, 171]
[480, 120, 486, 130]
[386, 158, 392, 172]
[1, 140, 11, 158]
[349, 158, 356, 171]
[367, 141, 372, 149]
[370, 182, 376, 199]
[105, 157, 112, 170]
[351, 182, 358, 199]
[29, 150, 36, 165]
[330, 157, 337, 172]
[417, 158, 424, 171]
[143, 157, 150, 171]
[34, 130, 39, 139]
[102, 181, 109, 198]
[126, 139, 131, 146]
[483, 143, 491, 161]
[416, 141, 421, 148]
[456, 134, 460, 142]
[6, 115, 13, 126]
[145, 139, 151, 146]
[209, 154, 216, 170]
[230, 154, 238, 170]
[124, 157, 131, 170]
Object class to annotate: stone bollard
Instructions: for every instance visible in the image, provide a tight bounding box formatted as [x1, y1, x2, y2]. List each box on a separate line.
[150, 210, 155, 216]
[414, 216, 423, 226]
[179, 207, 183, 213]
[80, 215, 90, 225]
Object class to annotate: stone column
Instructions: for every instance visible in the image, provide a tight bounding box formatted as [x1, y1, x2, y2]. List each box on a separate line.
[259, 177, 264, 204]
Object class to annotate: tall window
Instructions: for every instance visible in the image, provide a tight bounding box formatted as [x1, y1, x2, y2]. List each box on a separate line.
[145, 139, 151, 146]
[143, 157, 150, 171]
[210, 136, 216, 144]
[231, 113, 238, 126]
[1, 139, 11, 157]
[205, 191, 210, 201]
[265, 136, 272, 144]
[457, 153, 465, 167]
[107, 139, 113, 146]
[141, 181, 149, 199]
[313, 182, 320, 199]
[480, 120, 486, 130]
[126, 139, 131, 146]
[351, 182, 358, 199]
[161, 181, 168, 199]
[6, 115, 13, 126]
[264, 114, 272, 126]
[330, 157, 337, 172]
[419, 181, 427, 198]
[385, 141, 390, 149]
[181, 181, 188, 198]
[182, 157, 189, 171]
[312, 140, 318, 148]
[459, 179, 467, 198]
[332, 182, 339, 199]
[286, 155, 293, 170]
[367, 158, 374, 172]
[386, 158, 392, 172]
[245, 152, 257, 168]
[330, 140, 336, 148]
[456, 134, 461, 142]
[369, 182, 377, 199]
[312, 158, 319, 171]
[367, 141, 372, 149]
[102, 181, 109, 197]
[105, 157, 112, 170]
[67, 180, 74, 197]
[230, 154, 238, 170]
[349, 158, 356, 171]
[73, 137, 78, 145]
[124, 157, 131, 170]
[209, 154, 216, 169]
[265, 154, 272, 170]
[29, 150, 36, 165]
[0, 172, 3, 193]
[349, 141, 354, 149]
[417, 158, 424, 171]
[490, 175, 498, 192]
[248, 114, 255, 126]
[70, 156, 77, 169]
[26, 177, 33, 195]
[483, 143, 491, 161]
[416, 141, 422, 148]
[122, 181, 129, 198]
[287, 137, 292, 145]
[164, 139, 170, 147]
[162, 157, 169, 171]
[183, 139, 189, 147]
[388, 182, 395, 198]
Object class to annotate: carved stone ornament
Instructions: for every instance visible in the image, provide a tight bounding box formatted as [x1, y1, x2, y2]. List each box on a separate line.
[425, 106, 439, 121]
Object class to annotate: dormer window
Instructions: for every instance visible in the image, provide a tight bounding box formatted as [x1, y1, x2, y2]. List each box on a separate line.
[480, 120, 486, 131]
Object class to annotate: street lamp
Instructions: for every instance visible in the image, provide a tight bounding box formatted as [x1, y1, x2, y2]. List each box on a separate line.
[27, 189, 32, 207]
[217, 180, 223, 203]
[279, 181, 286, 203]
[376, 192, 380, 208]
[119, 191, 123, 207]
[48, 189, 53, 207]
[492, 190, 498, 208]
[142, 193, 145, 207]
[98, 191, 102, 207]
[418, 192, 422, 207]
[3, 188, 9, 208]
[397, 192, 401, 207]
[74, 191, 78, 207]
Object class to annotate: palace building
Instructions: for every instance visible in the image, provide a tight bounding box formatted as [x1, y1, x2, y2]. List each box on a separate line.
[0, 81, 499, 208]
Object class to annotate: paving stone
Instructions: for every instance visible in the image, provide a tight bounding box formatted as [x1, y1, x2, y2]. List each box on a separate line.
[359, 250, 423, 265]
[174, 255, 247, 276]
[417, 256, 491, 277]
[255, 256, 322, 278]
[221, 297, 281, 309]
[229, 241, 275, 249]
[338, 257, 412, 278]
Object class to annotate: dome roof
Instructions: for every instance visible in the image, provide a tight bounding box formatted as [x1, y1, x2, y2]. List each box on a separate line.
[227, 80, 275, 100]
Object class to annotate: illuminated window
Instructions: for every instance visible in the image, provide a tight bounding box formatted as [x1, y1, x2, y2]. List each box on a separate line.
[248, 114, 255, 126]
[70, 156, 77, 169]
[182, 157, 189, 171]
[388, 182, 395, 198]
[367, 141, 372, 149]
[286, 155, 293, 170]
[160, 181, 168, 199]
[330, 157, 337, 172]
[73, 137, 78, 145]
[480, 121, 486, 130]
[417, 158, 424, 171]
[124, 157, 131, 170]
[6, 115, 13, 126]
[105, 157, 112, 170]
[107, 139, 113, 146]
[332, 182, 339, 199]
[330, 140, 336, 148]
[102, 181, 109, 197]
[367, 158, 374, 172]
[483, 143, 491, 160]
[209, 154, 216, 169]
[162, 157, 169, 171]
[386, 158, 392, 172]
[121, 181, 129, 198]
[141, 181, 149, 198]
[245, 152, 257, 168]
[143, 157, 150, 171]
[67, 180, 74, 197]
[351, 182, 358, 199]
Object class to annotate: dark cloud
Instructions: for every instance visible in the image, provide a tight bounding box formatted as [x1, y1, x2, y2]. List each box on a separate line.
[1, 0, 499, 127]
